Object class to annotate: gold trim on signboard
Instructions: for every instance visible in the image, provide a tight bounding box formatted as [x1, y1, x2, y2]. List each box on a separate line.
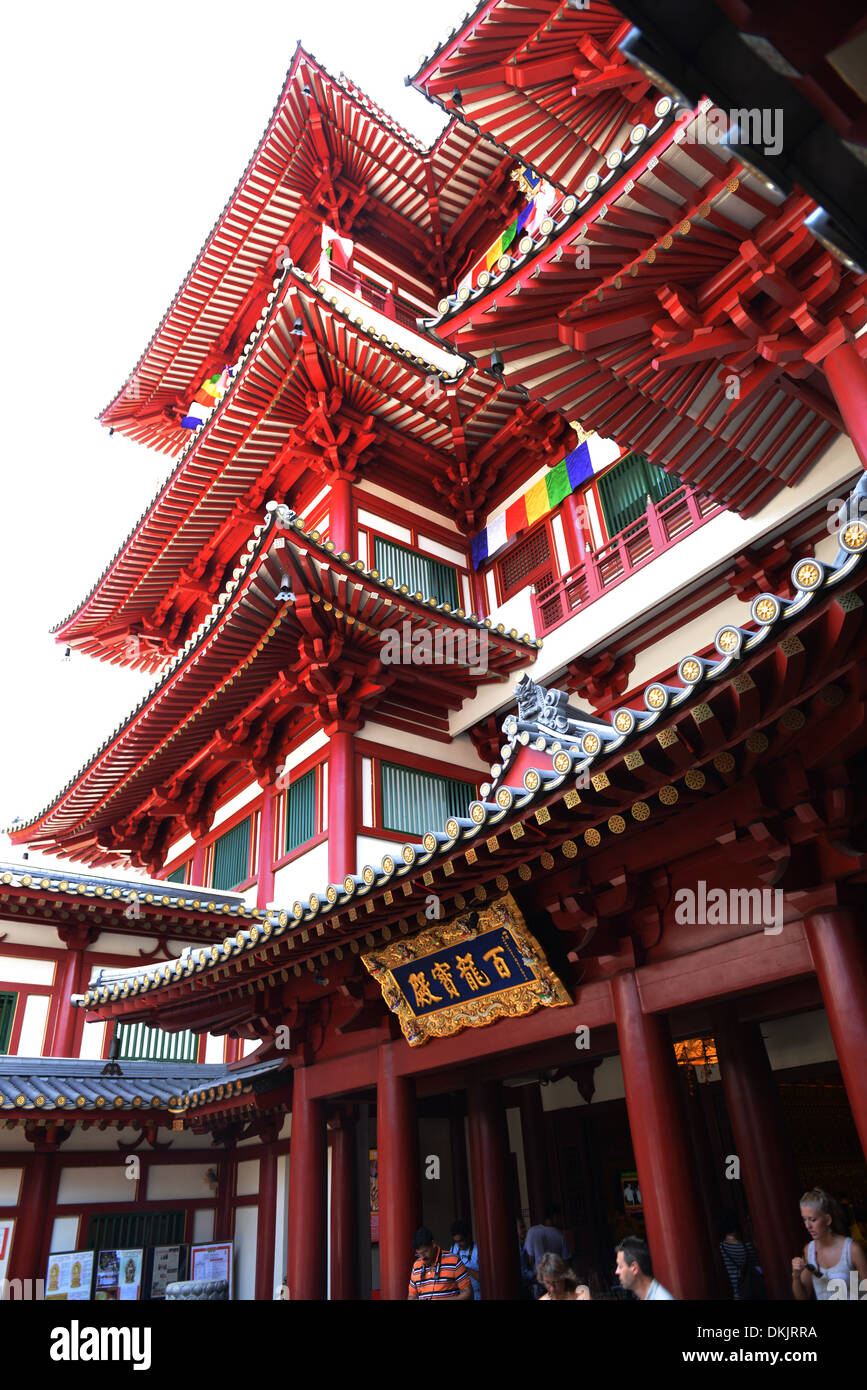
[362, 894, 570, 1046]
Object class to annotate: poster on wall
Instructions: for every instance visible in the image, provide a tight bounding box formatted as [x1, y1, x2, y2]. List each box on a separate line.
[44, 1250, 95, 1301]
[146, 1244, 189, 1299]
[94, 1248, 143, 1300]
[369, 1149, 379, 1244]
[190, 1242, 232, 1298]
[621, 1172, 643, 1212]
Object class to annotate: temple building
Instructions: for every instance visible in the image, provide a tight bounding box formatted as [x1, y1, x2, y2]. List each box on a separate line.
[2, 3, 866, 1302]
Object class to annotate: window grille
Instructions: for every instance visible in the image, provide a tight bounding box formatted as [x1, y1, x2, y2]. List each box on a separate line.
[285, 768, 316, 853]
[115, 1021, 199, 1063]
[0, 992, 16, 1054]
[380, 762, 475, 837]
[84, 1210, 186, 1252]
[597, 452, 681, 538]
[373, 537, 460, 608]
[499, 525, 555, 600]
[211, 815, 252, 890]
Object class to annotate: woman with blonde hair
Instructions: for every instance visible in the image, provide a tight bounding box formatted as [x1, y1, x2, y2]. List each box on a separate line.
[536, 1252, 591, 1301]
[792, 1188, 867, 1300]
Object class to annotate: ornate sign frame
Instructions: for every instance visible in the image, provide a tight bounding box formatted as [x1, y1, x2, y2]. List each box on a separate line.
[362, 894, 570, 1046]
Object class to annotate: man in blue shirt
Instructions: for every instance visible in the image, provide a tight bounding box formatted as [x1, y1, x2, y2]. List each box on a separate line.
[450, 1220, 481, 1300]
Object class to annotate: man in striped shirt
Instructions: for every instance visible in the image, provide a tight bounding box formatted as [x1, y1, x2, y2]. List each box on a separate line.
[408, 1227, 473, 1300]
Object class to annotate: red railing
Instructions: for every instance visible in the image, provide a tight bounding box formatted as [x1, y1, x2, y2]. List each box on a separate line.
[318, 264, 422, 332]
[531, 486, 723, 636]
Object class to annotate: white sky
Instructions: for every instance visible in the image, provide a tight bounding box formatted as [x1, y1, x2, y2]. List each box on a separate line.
[0, 0, 471, 874]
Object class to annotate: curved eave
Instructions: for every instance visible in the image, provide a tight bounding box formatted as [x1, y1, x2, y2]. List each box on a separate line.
[78, 530, 867, 1017]
[13, 509, 539, 850]
[56, 262, 479, 667]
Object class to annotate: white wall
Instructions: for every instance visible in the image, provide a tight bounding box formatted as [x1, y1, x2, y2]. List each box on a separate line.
[355, 480, 456, 531]
[358, 721, 488, 775]
[57, 1166, 136, 1204]
[78, 1019, 106, 1060]
[17, 995, 50, 1054]
[236, 1159, 260, 1197]
[233, 1205, 258, 1301]
[50, 1216, 81, 1253]
[272, 840, 329, 905]
[0, 1169, 22, 1204]
[147, 1164, 212, 1201]
[0, 955, 54, 985]
[209, 782, 259, 834]
[192, 1208, 214, 1244]
[276, 729, 328, 776]
[273, 1155, 289, 1291]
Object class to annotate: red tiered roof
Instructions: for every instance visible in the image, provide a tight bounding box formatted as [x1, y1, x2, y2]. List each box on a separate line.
[411, 0, 657, 189]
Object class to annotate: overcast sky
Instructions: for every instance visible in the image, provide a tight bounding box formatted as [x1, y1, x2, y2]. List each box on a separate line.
[0, 0, 469, 874]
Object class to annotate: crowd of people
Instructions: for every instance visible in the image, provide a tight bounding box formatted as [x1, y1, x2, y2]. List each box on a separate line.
[406, 1188, 867, 1301]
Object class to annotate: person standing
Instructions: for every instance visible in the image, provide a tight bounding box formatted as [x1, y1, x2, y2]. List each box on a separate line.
[718, 1209, 765, 1300]
[792, 1188, 867, 1300]
[449, 1220, 481, 1300]
[408, 1227, 473, 1301]
[615, 1237, 675, 1300]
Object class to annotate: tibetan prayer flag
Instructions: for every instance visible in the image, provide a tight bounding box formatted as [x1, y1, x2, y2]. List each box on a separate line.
[587, 433, 622, 471]
[486, 512, 507, 556]
[320, 223, 354, 271]
[180, 401, 211, 430]
[505, 495, 529, 538]
[471, 531, 489, 569]
[565, 442, 593, 490]
[545, 459, 571, 509]
[525, 477, 553, 526]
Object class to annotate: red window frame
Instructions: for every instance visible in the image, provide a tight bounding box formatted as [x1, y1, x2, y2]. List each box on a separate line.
[495, 517, 559, 603]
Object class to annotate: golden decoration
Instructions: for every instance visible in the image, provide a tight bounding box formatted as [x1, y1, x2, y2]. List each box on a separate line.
[541, 852, 554, 870]
[842, 521, 867, 549]
[553, 752, 571, 773]
[510, 823, 525, 839]
[591, 772, 610, 790]
[624, 751, 644, 770]
[685, 769, 706, 790]
[487, 836, 500, 852]
[646, 685, 666, 709]
[713, 752, 736, 773]
[584, 828, 601, 847]
[754, 597, 778, 623]
[795, 562, 820, 588]
[496, 875, 509, 891]
[631, 801, 650, 821]
[657, 728, 679, 749]
[562, 840, 578, 858]
[781, 708, 806, 731]
[518, 864, 532, 881]
[361, 894, 570, 1047]
[717, 628, 739, 652]
[465, 848, 478, 865]
[608, 815, 626, 834]
[659, 785, 679, 805]
[680, 658, 702, 682]
[536, 807, 551, 824]
[564, 790, 581, 809]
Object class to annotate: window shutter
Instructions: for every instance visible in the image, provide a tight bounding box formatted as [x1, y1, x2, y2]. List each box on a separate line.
[116, 1020, 199, 1063]
[597, 453, 681, 537]
[85, 1209, 186, 1252]
[499, 525, 555, 600]
[285, 769, 317, 853]
[0, 992, 16, 1053]
[373, 537, 460, 608]
[380, 762, 475, 837]
[211, 815, 252, 890]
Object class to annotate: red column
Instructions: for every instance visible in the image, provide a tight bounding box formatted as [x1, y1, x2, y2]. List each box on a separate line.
[467, 1079, 520, 1300]
[329, 476, 354, 554]
[288, 1067, 327, 1299]
[254, 1142, 278, 1300]
[517, 1082, 549, 1225]
[564, 491, 587, 566]
[329, 1111, 356, 1300]
[213, 1148, 236, 1243]
[255, 779, 277, 909]
[190, 839, 206, 887]
[804, 909, 867, 1159]
[51, 926, 96, 1057]
[376, 1044, 419, 1300]
[824, 340, 867, 472]
[711, 1010, 804, 1301]
[470, 567, 488, 619]
[612, 971, 717, 1299]
[327, 726, 356, 884]
[8, 1148, 54, 1284]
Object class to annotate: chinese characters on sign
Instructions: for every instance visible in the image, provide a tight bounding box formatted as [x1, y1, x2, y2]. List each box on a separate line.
[362, 894, 570, 1046]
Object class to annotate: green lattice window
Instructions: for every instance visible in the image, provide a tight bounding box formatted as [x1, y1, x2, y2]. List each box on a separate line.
[380, 761, 475, 837]
[84, 1210, 186, 1252]
[597, 452, 681, 538]
[211, 815, 252, 891]
[285, 768, 316, 853]
[115, 1021, 199, 1063]
[166, 865, 187, 885]
[374, 537, 460, 608]
[0, 992, 17, 1054]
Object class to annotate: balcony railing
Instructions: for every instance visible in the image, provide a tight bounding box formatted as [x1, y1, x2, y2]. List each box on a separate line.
[531, 486, 723, 636]
[317, 263, 422, 332]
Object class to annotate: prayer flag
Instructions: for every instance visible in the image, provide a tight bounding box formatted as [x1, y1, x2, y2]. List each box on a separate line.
[525, 477, 552, 525]
[545, 459, 571, 509]
[505, 495, 529, 538]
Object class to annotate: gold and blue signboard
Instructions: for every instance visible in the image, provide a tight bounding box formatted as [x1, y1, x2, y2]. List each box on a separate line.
[362, 894, 570, 1046]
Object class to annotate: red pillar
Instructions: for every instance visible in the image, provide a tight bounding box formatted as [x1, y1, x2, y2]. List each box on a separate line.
[213, 1148, 236, 1243]
[612, 971, 717, 1299]
[376, 1044, 419, 1300]
[329, 1112, 356, 1300]
[327, 726, 356, 884]
[824, 340, 867, 472]
[517, 1082, 549, 1225]
[8, 1148, 54, 1284]
[288, 1067, 327, 1299]
[470, 567, 488, 619]
[51, 926, 96, 1057]
[254, 1142, 278, 1300]
[255, 778, 277, 909]
[329, 475, 354, 554]
[711, 1010, 804, 1301]
[467, 1079, 521, 1299]
[804, 909, 867, 1159]
[190, 839, 206, 887]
